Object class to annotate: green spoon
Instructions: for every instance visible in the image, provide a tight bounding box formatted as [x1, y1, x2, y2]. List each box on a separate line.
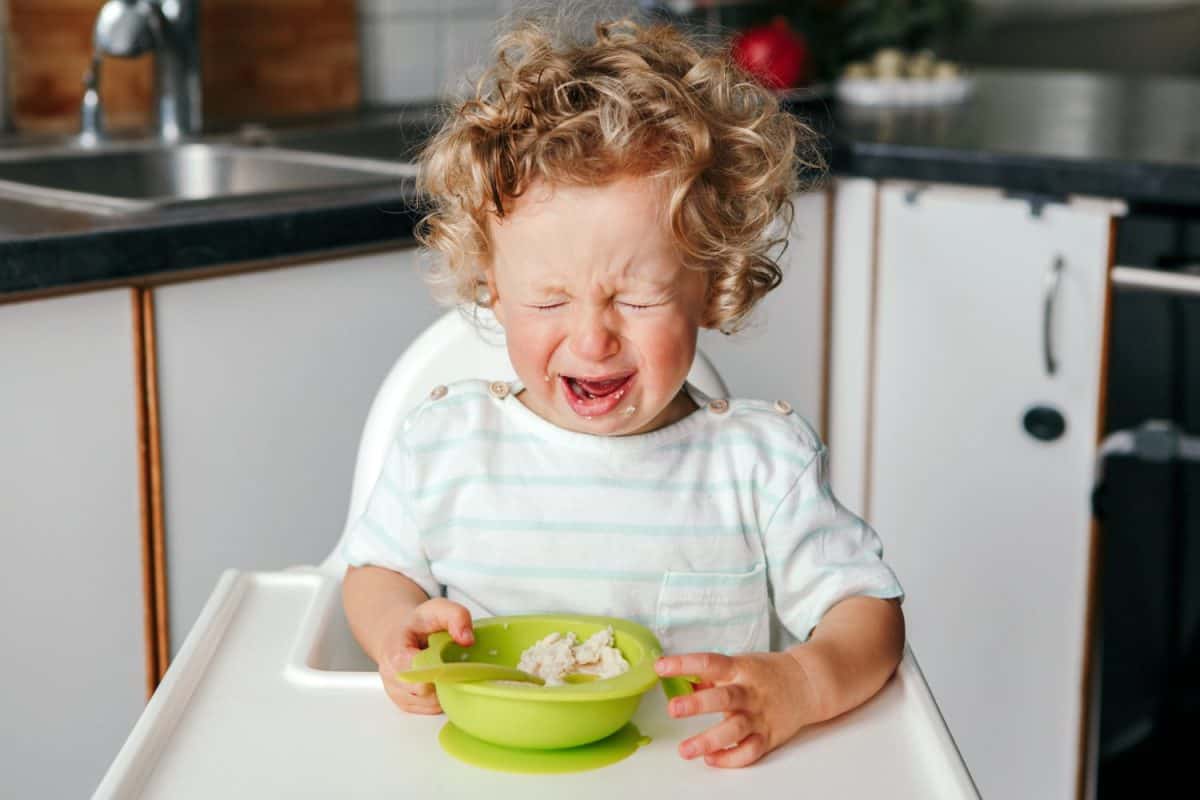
[660, 675, 698, 699]
[396, 662, 546, 686]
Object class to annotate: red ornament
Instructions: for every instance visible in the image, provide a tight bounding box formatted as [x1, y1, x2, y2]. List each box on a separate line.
[731, 16, 810, 89]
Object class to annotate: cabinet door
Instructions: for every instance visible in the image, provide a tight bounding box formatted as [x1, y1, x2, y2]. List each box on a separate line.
[0, 290, 145, 798]
[827, 177, 878, 514]
[699, 189, 830, 430]
[869, 183, 1116, 800]
[154, 249, 441, 654]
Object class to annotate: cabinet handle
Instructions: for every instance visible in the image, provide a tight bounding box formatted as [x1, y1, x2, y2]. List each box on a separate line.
[1042, 256, 1064, 376]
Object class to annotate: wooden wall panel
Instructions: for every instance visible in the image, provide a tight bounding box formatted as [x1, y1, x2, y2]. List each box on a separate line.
[201, 0, 360, 121]
[7, 0, 360, 134]
[9, 0, 153, 133]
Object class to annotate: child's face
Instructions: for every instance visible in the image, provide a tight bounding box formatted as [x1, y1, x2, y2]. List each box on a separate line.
[486, 175, 710, 436]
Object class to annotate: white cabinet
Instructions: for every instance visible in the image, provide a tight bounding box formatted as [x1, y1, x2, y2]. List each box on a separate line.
[699, 189, 830, 431]
[153, 249, 441, 654]
[865, 182, 1119, 800]
[0, 290, 146, 798]
[827, 177, 879, 514]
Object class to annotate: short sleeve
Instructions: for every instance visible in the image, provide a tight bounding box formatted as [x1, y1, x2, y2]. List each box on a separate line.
[339, 435, 442, 600]
[764, 446, 903, 643]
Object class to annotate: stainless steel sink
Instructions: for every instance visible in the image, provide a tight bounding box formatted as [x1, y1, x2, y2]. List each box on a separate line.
[262, 118, 438, 163]
[0, 142, 416, 214]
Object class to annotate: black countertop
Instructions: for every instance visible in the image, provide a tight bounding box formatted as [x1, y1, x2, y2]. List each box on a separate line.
[0, 185, 423, 301]
[821, 69, 1200, 207]
[4, 67, 1200, 299]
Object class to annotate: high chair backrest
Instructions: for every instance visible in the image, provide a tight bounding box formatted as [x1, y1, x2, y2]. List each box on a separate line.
[320, 307, 729, 575]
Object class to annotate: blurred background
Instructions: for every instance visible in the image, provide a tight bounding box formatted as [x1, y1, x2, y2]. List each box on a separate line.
[703, 0, 1200, 79]
[7, 0, 1200, 133]
[1, 3, 1197, 800]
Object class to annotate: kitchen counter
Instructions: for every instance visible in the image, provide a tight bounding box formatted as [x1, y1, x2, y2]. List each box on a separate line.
[4, 67, 1200, 299]
[822, 69, 1200, 207]
[0, 184, 421, 301]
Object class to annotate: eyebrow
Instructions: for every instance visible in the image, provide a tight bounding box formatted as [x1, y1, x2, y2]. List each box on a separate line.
[525, 282, 568, 296]
[524, 278, 675, 296]
[518, 256, 683, 295]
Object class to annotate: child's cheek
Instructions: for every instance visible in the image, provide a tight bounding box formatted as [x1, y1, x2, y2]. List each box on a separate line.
[509, 325, 557, 383]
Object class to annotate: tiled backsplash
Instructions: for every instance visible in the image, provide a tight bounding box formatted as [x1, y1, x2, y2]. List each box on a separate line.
[358, 0, 509, 104]
[359, 1, 646, 103]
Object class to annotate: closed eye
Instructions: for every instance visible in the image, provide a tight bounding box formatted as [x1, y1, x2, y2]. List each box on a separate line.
[618, 301, 659, 310]
[529, 302, 567, 311]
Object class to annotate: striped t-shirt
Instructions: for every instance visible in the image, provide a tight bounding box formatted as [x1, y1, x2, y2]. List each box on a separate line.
[342, 379, 903, 654]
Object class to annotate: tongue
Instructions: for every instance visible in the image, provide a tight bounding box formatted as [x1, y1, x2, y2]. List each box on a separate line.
[577, 377, 627, 397]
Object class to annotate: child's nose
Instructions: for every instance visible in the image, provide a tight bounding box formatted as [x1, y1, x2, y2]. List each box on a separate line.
[569, 308, 620, 362]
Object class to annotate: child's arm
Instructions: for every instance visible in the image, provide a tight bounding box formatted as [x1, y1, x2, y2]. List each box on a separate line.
[654, 595, 904, 768]
[343, 565, 475, 714]
[789, 595, 905, 721]
[343, 565, 432, 662]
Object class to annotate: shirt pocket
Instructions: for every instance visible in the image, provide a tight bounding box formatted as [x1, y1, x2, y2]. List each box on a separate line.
[653, 563, 768, 656]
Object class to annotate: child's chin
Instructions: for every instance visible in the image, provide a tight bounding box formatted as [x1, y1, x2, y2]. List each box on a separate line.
[552, 402, 636, 433]
[562, 412, 625, 434]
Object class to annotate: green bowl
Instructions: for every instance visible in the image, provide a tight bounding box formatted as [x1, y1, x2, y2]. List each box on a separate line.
[411, 614, 664, 750]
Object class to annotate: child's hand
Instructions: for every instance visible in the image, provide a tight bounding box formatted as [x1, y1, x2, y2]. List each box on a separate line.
[377, 598, 474, 715]
[654, 651, 822, 768]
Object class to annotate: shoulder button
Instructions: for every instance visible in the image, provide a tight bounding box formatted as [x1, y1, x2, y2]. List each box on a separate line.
[774, 399, 793, 415]
[429, 384, 448, 401]
[708, 398, 730, 414]
[489, 380, 511, 399]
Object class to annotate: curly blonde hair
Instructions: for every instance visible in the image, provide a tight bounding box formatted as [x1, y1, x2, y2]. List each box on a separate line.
[415, 10, 823, 333]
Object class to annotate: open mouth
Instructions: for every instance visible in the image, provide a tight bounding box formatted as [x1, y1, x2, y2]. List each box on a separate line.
[559, 372, 636, 418]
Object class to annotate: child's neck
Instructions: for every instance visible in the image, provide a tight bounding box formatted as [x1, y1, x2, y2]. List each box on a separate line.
[624, 386, 698, 436]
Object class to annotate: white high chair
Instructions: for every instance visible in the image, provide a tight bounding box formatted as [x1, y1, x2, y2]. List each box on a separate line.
[320, 307, 729, 577]
[96, 308, 979, 800]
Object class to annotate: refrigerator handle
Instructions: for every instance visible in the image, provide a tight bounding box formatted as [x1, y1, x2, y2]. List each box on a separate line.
[1043, 255, 1064, 376]
[1111, 265, 1200, 299]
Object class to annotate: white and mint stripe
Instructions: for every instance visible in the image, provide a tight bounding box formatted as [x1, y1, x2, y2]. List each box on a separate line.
[343, 379, 903, 653]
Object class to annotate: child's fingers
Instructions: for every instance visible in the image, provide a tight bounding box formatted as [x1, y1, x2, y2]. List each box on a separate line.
[383, 678, 443, 714]
[400, 692, 443, 714]
[382, 653, 431, 690]
[702, 732, 767, 769]
[655, 652, 735, 683]
[404, 700, 444, 716]
[668, 684, 747, 719]
[677, 712, 754, 760]
[412, 599, 475, 646]
[380, 645, 421, 676]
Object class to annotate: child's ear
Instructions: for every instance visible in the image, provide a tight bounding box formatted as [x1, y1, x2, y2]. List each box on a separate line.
[483, 267, 505, 326]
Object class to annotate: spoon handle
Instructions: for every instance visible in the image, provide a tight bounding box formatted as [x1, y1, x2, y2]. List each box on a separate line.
[396, 663, 546, 685]
[660, 674, 700, 699]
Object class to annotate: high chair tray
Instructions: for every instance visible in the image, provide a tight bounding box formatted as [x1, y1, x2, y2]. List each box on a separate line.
[96, 570, 979, 799]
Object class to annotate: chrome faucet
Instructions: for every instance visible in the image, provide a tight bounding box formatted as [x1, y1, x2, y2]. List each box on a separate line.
[80, 0, 202, 144]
